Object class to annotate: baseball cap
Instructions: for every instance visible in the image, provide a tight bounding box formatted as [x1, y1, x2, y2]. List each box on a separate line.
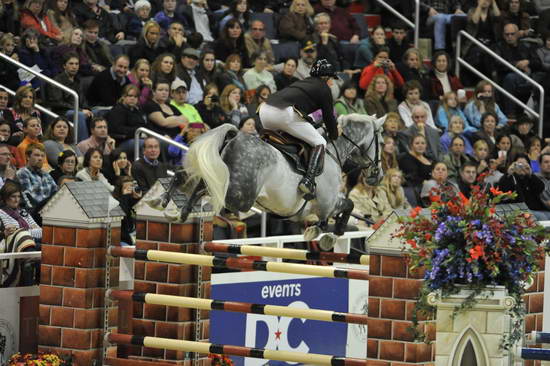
[301, 39, 316, 52]
[183, 48, 200, 59]
[171, 78, 187, 90]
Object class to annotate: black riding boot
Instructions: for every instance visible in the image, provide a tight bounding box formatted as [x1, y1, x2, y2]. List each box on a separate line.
[299, 145, 325, 200]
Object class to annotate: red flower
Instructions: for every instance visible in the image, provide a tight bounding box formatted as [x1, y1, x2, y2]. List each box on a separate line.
[489, 207, 496, 215]
[469, 245, 484, 260]
[429, 194, 441, 202]
[410, 206, 422, 218]
[458, 192, 469, 205]
[425, 233, 432, 241]
[407, 239, 417, 248]
[490, 186, 504, 196]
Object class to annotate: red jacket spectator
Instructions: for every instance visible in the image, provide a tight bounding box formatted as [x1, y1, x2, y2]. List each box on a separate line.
[429, 71, 463, 100]
[359, 64, 405, 91]
[313, 0, 360, 42]
[19, 9, 61, 41]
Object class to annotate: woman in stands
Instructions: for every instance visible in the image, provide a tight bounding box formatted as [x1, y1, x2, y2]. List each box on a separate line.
[19, 0, 62, 44]
[397, 48, 430, 97]
[104, 150, 133, 184]
[219, 84, 248, 127]
[128, 59, 153, 106]
[219, 0, 251, 33]
[464, 80, 508, 130]
[398, 134, 433, 206]
[278, 0, 314, 42]
[143, 80, 186, 138]
[46, 0, 76, 35]
[274, 57, 299, 91]
[359, 47, 404, 91]
[470, 139, 502, 185]
[0, 180, 42, 241]
[50, 27, 93, 76]
[214, 53, 246, 93]
[440, 115, 473, 155]
[9, 85, 41, 134]
[398, 80, 436, 128]
[526, 136, 543, 173]
[43, 117, 80, 167]
[441, 135, 473, 181]
[436, 91, 469, 131]
[246, 84, 271, 116]
[381, 112, 407, 153]
[381, 135, 399, 173]
[213, 18, 250, 68]
[17, 28, 55, 88]
[243, 51, 277, 93]
[49, 149, 77, 183]
[348, 168, 393, 228]
[195, 83, 226, 129]
[429, 51, 464, 101]
[128, 20, 162, 66]
[199, 49, 218, 85]
[471, 111, 499, 155]
[380, 168, 410, 210]
[334, 82, 366, 116]
[76, 147, 114, 192]
[150, 53, 176, 86]
[420, 162, 459, 206]
[363, 74, 398, 117]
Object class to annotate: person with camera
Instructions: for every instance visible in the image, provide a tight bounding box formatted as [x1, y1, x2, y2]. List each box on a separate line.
[113, 176, 143, 245]
[464, 80, 508, 131]
[359, 47, 405, 91]
[195, 83, 227, 129]
[497, 153, 550, 220]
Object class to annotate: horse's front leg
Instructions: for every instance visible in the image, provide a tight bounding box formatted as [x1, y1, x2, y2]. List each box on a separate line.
[145, 169, 187, 210]
[177, 179, 208, 223]
[318, 197, 354, 251]
[303, 220, 328, 242]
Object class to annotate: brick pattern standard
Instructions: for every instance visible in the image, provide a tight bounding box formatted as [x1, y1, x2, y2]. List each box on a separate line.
[39, 225, 121, 365]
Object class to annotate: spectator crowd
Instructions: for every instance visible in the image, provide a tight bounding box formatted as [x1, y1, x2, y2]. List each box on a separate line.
[1, 0, 550, 271]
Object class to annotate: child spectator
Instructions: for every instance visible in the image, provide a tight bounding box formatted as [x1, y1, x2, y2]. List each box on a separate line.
[436, 91, 469, 131]
[127, 58, 153, 106]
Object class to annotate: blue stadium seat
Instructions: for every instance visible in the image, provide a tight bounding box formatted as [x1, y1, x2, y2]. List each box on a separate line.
[351, 13, 370, 39]
[251, 12, 277, 40]
[272, 41, 300, 63]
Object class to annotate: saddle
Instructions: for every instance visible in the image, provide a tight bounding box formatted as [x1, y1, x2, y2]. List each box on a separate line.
[260, 129, 313, 175]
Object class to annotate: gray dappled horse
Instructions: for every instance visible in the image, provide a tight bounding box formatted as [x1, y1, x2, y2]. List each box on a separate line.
[153, 113, 385, 249]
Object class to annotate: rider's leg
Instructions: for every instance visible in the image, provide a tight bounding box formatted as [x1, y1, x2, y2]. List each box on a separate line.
[298, 144, 324, 198]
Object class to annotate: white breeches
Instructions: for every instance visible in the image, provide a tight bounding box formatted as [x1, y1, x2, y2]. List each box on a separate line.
[259, 104, 327, 147]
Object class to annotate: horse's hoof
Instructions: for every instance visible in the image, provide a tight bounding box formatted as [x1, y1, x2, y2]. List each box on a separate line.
[319, 233, 337, 251]
[164, 209, 181, 222]
[304, 226, 322, 241]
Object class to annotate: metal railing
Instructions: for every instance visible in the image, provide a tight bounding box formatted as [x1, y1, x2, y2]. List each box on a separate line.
[455, 31, 545, 137]
[0, 52, 80, 144]
[1, 86, 59, 119]
[375, 0, 420, 48]
[133, 127, 268, 237]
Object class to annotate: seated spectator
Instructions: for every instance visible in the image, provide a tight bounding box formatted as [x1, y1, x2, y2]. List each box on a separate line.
[128, 59, 153, 106]
[76, 147, 114, 192]
[537, 152, 550, 210]
[499, 0, 530, 39]
[442, 135, 473, 181]
[0, 180, 42, 244]
[19, 0, 62, 44]
[312, 12, 349, 74]
[355, 26, 387, 69]
[380, 168, 410, 210]
[387, 21, 409, 63]
[363, 74, 398, 118]
[526, 136, 542, 173]
[381, 112, 407, 154]
[214, 54, 246, 93]
[0, 0, 19, 36]
[50, 27, 93, 77]
[401, 105, 443, 161]
[213, 18, 250, 68]
[0, 34, 20, 92]
[398, 134, 433, 206]
[47, 52, 92, 142]
[436, 91, 469, 131]
[381, 135, 399, 173]
[199, 50, 218, 86]
[16, 116, 47, 169]
[16, 143, 57, 212]
[9, 85, 41, 135]
[349, 169, 393, 227]
[195, 83, 227, 129]
[87, 54, 131, 108]
[243, 51, 277, 93]
[359, 47, 405, 91]
[49, 149, 77, 183]
[464, 80, 508, 130]
[112, 176, 142, 245]
[440, 115, 474, 155]
[220, 84, 248, 127]
[470, 139, 503, 185]
[17, 28, 55, 89]
[534, 32, 550, 85]
[498, 153, 549, 220]
[143, 80, 186, 138]
[175, 48, 207, 105]
[239, 116, 258, 135]
[178, 0, 215, 43]
[107, 150, 132, 183]
[167, 122, 205, 165]
[46, 0, 76, 35]
[77, 117, 116, 156]
[510, 114, 536, 150]
[491, 133, 514, 173]
[153, 0, 188, 31]
[244, 20, 275, 66]
[453, 161, 478, 197]
[398, 80, 436, 129]
[420, 0, 467, 52]
[128, 20, 162, 66]
[106, 84, 147, 155]
[246, 84, 271, 116]
[158, 21, 186, 60]
[126, 0, 153, 40]
[313, 0, 360, 43]
[278, 0, 315, 42]
[472, 111, 499, 155]
[43, 117, 81, 168]
[170, 78, 202, 122]
[334, 82, 366, 116]
[0, 90, 15, 128]
[73, 0, 124, 45]
[131, 136, 171, 193]
[0, 122, 19, 163]
[274, 58, 300, 92]
[429, 51, 464, 101]
[150, 52, 176, 85]
[82, 19, 113, 73]
[421, 162, 459, 206]
[219, 0, 251, 32]
[0, 143, 16, 184]
[397, 48, 431, 98]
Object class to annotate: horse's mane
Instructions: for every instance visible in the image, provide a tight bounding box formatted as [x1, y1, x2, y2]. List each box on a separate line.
[337, 113, 378, 129]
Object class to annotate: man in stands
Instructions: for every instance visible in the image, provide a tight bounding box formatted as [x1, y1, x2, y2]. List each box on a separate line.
[453, 162, 477, 197]
[401, 105, 442, 161]
[276, 39, 318, 80]
[244, 20, 275, 66]
[82, 20, 113, 73]
[158, 21, 187, 59]
[16, 144, 57, 212]
[313, 0, 360, 43]
[175, 48, 206, 105]
[132, 136, 171, 193]
[178, 0, 215, 43]
[77, 117, 116, 156]
[87, 55, 131, 108]
[0, 89, 15, 127]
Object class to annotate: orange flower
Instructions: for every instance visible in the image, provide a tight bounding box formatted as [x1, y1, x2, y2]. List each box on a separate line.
[429, 194, 441, 202]
[410, 206, 422, 218]
[489, 207, 496, 215]
[407, 239, 417, 248]
[469, 245, 484, 260]
[458, 192, 469, 205]
[490, 186, 504, 196]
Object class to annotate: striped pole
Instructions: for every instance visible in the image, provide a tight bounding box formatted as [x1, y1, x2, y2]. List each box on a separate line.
[526, 331, 550, 345]
[203, 242, 369, 265]
[517, 348, 550, 361]
[108, 247, 368, 280]
[106, 333, 367, 366]
[108, 290, 368, 325]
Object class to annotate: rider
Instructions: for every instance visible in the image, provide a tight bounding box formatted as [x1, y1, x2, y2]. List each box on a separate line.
[259, 58, 339, 199]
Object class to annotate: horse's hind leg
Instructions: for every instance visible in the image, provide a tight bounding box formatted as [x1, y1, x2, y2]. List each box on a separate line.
[319, 198, 354, 251]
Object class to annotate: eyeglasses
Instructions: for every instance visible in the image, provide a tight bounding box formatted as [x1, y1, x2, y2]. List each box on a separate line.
[504, 32, 516, 36]
[126, 94, 138, 97]
[252, 28, 264, 31]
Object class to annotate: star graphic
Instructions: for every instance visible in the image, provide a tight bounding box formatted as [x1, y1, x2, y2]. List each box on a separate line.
[274, 329, 282, 340]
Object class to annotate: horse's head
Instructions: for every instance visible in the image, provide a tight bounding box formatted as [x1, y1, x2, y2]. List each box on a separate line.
[337, 113, 386, 185]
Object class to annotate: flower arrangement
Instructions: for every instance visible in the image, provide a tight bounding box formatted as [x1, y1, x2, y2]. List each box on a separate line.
[209, 353, 234, 366]
[8, 352, 71, 365]
[394, 182, 550, 349]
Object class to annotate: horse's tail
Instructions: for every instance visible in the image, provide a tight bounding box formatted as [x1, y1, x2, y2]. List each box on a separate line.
[184, 123, 238, 214]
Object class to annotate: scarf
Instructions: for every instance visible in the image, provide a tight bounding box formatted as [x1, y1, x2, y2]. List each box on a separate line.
[435, 69, 451, 94]
[2, 207, 30, 230]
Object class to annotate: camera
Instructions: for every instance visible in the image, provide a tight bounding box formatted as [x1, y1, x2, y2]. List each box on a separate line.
[515, 162, 526, 170]
[381, 60, 391, 69]
[132, 181, 142, 194]
[210, 95, 219, 103]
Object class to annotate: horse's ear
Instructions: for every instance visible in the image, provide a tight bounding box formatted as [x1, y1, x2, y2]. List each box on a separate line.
[374, 114, 387, 130]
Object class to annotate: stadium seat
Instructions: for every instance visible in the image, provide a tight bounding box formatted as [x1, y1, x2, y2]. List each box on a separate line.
[272, 41, 300, 63]
[351, 13, 370, 39]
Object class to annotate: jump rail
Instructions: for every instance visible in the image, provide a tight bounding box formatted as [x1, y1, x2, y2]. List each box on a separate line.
[106, 333, 367, 366]
[108, 289, 368, 324]
[109, 246, 369, 280]
[203, 242, 369, 264]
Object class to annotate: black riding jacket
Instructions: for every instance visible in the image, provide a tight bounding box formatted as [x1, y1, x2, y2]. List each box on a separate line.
[265, 77, 339, 141]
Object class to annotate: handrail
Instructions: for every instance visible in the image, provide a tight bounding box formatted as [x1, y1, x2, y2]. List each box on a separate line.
[455, 31, 544, 137]
[1, 85, 59, 119]
[375, 0, 419, 48]
[0, 52, 80, 144]
[133, 127, 268, 237]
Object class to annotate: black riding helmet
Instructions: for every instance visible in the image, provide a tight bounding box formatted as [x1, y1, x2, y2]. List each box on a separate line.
[310, 59, 337, 78]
